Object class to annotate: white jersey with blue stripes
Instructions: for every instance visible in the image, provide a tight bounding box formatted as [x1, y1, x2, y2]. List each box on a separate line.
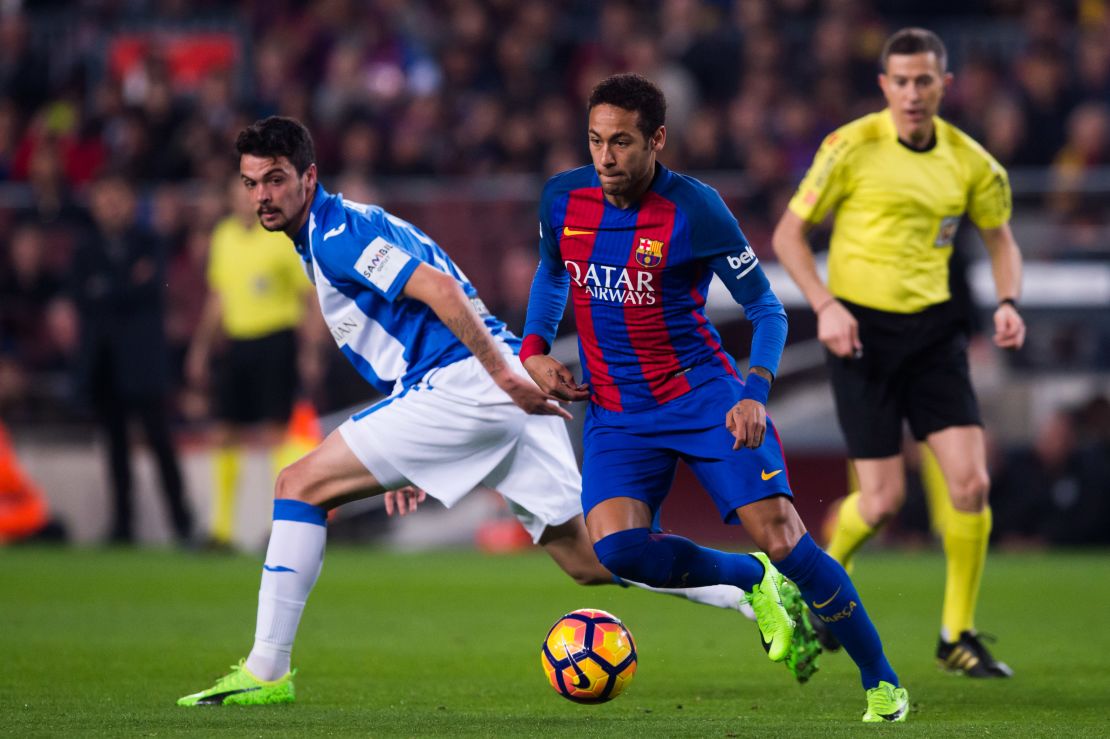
[293, 184, 520, 396]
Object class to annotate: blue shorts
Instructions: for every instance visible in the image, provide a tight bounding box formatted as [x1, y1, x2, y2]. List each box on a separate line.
[581, 375, 793, 525]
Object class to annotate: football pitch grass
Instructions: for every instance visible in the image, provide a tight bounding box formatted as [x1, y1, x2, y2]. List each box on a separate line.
[2, 546, 1108, 737]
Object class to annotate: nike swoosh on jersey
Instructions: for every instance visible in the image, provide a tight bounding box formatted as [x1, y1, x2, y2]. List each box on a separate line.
[760, 469, 783, 481]
[812, 586, 842, 609]
[563, 227, 595, 236]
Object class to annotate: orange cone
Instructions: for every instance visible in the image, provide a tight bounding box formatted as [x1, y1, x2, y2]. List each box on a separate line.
[0, 420, 49, 541]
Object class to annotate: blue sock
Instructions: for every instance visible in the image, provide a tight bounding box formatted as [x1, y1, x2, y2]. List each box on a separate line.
[774, 533, 898, 690]
[593, 528, 765, 591]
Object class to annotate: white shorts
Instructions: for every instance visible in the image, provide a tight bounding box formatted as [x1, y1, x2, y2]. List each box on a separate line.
[338, 353, 583, 542]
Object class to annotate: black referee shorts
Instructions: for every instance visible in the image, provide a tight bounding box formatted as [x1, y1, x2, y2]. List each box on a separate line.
[215, 329, 298, 426]
[826, 299, 981, 459]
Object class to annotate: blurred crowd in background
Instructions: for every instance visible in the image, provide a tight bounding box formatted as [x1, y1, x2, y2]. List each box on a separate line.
[0, 0, 1108, 546]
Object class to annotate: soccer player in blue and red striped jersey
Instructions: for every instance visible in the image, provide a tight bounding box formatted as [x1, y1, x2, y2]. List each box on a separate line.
[521, 74, 908, 722]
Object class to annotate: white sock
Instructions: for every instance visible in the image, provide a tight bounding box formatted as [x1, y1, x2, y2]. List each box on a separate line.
[623, 580, 756, 621]
[245, 501, 327, 681]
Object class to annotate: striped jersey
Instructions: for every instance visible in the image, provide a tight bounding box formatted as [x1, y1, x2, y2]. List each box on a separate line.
[531, 164, 775, 412]
[293, 183, 518, 396]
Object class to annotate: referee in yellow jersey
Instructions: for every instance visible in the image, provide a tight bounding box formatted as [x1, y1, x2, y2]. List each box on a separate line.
[773, 28, 1024, 678]
[186, 175, 322, 548]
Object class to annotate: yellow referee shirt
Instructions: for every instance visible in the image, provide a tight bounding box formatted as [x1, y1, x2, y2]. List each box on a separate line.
[787, 109, 1011, 313]
[207, 216, 310, 339]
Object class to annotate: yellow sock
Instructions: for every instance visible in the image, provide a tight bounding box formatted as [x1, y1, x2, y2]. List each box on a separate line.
[942, 506, 992, 640]
[211, 447, 241, 545]
[825, 491, 878, 573]
[919, 444, 953, 538]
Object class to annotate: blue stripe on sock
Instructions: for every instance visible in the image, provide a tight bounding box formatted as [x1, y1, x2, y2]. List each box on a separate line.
[775, 533, 898, 690]
[273, 498, 327, 526]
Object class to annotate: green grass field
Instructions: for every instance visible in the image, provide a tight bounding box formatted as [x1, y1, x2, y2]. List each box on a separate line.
[2, 545, 1108, 737]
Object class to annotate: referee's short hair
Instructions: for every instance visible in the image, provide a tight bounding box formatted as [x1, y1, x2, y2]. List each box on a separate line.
[881, 28, 948, 74]
[236, 116, 316, 176]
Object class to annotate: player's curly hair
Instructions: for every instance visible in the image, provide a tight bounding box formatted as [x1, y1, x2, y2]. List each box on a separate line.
[236, 116, 316, 175]
[587, 73, 666, 141]
[881, 28, 948, 73]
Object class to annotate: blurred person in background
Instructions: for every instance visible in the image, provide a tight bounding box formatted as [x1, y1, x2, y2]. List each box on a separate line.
[1050, 102, 1110, 217]
[1013, 42, 1076, 167]
[992, 398, 1110, 547]
[186, 174, 322, 549]
[64, 171, 193, 545]
[0, 222, 74, 421]
[774, 28, 1024, 678]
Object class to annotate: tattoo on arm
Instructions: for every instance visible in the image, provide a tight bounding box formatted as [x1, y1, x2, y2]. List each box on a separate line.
[441, 308, 505, 376]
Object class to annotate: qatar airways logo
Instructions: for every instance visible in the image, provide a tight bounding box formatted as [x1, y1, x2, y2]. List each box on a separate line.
[565, 261, 656, 305]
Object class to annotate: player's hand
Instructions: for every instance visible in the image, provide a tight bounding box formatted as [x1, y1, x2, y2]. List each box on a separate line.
[818, 300, 863, 359]
[522, 355, 590, 404]
[992, 303, 1025, 350]
[726, 399, 766, 450]
[493, 366, 576, 419]
[384, 485, 426, 516]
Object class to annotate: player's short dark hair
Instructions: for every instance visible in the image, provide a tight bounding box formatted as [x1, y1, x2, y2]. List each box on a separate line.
[881, 28, 948, 73]
[235, 116, 316, 175]
[587, 73, 666, 141]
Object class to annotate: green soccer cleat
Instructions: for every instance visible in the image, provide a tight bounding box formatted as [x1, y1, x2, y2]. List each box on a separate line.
[744, 552, 795, 663]
[862, 681, 909, 722]
[177, 659, 296, 706]
[779, 579, 821, 683]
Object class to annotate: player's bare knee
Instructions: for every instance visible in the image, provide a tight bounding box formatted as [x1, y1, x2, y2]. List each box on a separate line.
[743, 503, 805, 561]
[759, 537, 795, 563]
[860, 481, 905, 522]
[274, 462, 317, 503]
[950, 470, 990, 511]
[755, 521, 804, 562]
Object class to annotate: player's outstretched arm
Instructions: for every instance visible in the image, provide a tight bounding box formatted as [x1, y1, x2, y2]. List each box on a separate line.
[979, 223, 1026, 350]
[772, 210, 861, 358]
[402, 263, 571, 419]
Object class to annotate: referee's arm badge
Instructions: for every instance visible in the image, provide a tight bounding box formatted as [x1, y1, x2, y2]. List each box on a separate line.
[935, 216, 961, 247]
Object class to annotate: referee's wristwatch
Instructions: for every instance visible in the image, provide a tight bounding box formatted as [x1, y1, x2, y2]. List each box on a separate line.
[997, 297, 1018, 309]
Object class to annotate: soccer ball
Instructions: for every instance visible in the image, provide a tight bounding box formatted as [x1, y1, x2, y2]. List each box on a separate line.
[540, 608, 637, 703]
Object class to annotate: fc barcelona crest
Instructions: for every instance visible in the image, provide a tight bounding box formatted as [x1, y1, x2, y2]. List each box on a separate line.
[635, 237, 665, 268]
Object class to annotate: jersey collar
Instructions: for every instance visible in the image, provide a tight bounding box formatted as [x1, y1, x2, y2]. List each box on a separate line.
[293, 183, 331, 256]
[883, 108, 938, 153]
[650, 162, 673, 195]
